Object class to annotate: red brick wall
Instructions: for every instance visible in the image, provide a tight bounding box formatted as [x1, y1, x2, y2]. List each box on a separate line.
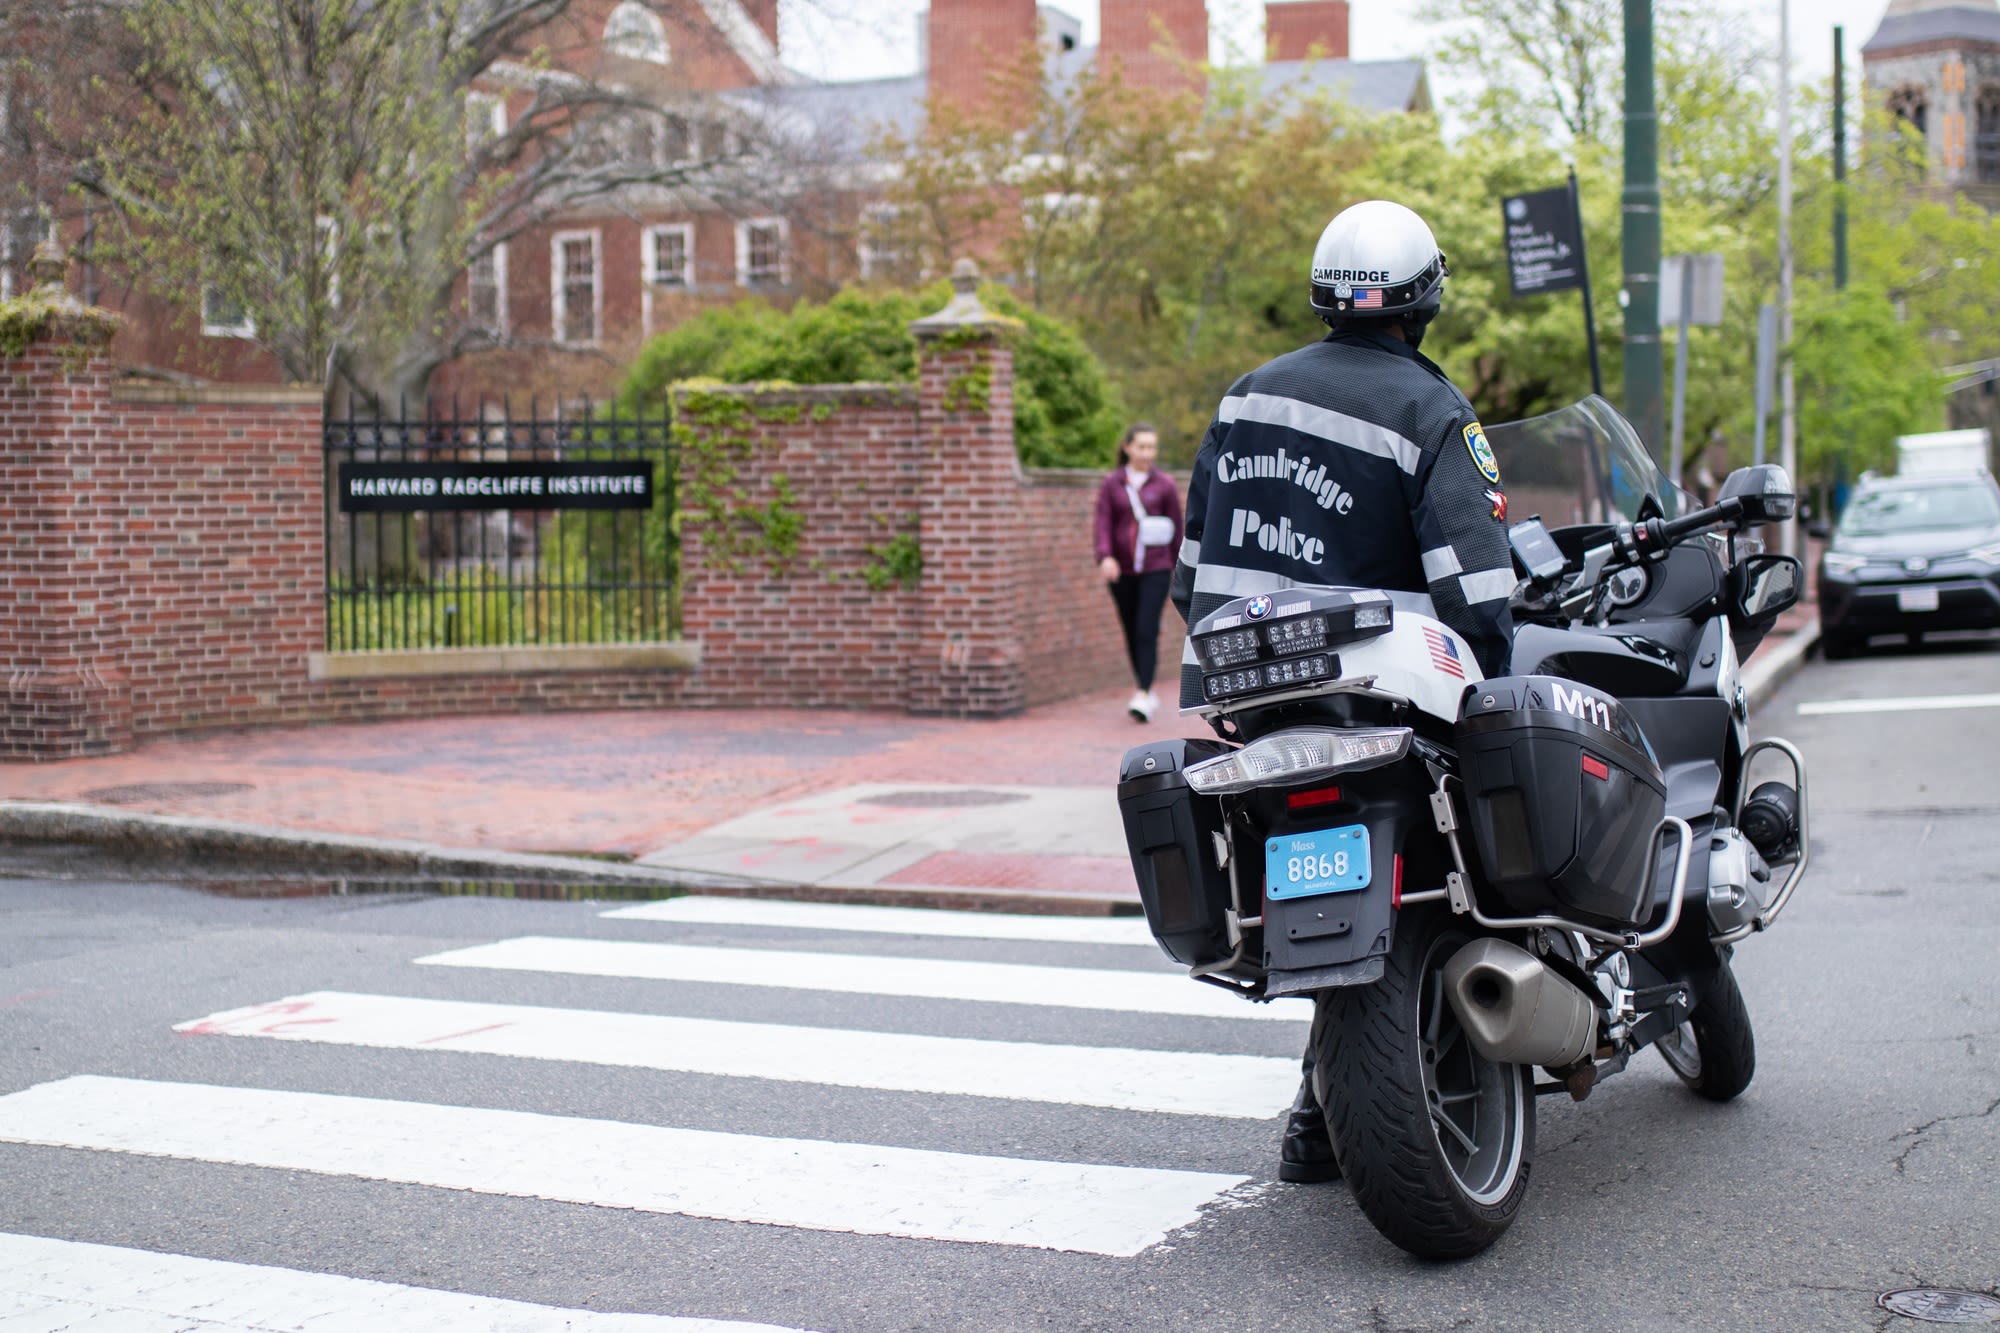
[1265, 0, 1348, 60]
[670, 385, 925, 709]
[1, 313, 1156, 756]
[1099, 0, 1209, 94]
[0, 348, 323, 755]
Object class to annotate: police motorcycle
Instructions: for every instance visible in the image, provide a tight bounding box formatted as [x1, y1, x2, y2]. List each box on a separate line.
[1116, 395, 1809, 1259]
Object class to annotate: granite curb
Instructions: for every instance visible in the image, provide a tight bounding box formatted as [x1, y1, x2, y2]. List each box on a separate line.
[0, 800, 1136, 916]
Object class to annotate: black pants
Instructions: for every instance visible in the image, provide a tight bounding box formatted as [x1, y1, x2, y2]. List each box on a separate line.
[1109, 569, 1172, 691]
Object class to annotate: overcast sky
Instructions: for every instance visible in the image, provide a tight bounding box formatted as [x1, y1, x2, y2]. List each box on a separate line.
[780, 0, 1899, 94]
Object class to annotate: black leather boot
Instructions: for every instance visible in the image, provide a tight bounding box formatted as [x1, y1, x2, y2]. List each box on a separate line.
[1278, 1076, 1340, 1184]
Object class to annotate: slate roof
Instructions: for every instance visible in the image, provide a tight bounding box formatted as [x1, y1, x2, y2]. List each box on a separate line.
[1864, 4, 2000, 55]
[731, 53, 1430, 164]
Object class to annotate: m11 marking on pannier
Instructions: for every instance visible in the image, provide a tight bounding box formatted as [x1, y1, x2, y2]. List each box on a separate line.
[1550, 681, 1613, 730]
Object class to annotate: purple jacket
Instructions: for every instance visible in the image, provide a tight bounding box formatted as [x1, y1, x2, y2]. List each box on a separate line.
[1094, 467, 1184, 577]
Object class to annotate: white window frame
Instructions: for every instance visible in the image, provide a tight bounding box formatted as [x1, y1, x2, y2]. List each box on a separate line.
[734, 216, 788, 288]
[858, 202, 900, 281]
[468, 241, 509, 336]
[551, 229, 602, 346]
[604, 1, 671, 63]
[641, 223, 694, 338]
[200, 284, 255, 338]
[466, 91, 506, 156]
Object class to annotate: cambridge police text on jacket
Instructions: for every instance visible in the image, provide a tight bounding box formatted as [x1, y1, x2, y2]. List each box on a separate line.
[1172, 327, 1515, 711]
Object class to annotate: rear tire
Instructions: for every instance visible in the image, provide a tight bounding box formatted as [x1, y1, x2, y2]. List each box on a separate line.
[1313, 909, 1534, 1260]
[1656, 955, 1756, 1102]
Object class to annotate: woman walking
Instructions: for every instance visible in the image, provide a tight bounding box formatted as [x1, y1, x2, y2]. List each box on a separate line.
[1094, 423, 1183, 723]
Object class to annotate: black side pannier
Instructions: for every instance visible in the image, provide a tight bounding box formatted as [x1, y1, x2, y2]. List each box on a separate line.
[1453, 676, 1667, 931]
[1117, 738, 1236, 966]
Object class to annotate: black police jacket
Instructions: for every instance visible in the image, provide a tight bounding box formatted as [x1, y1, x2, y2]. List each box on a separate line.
[1172, 327, 1515, 711]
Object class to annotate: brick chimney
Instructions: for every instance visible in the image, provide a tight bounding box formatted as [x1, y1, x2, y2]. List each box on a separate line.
[1099, 0, 1208, 94]
[927, 0, 1039, 113]
[1265, 0, 1349, 61]
[739, 0, 779, 52]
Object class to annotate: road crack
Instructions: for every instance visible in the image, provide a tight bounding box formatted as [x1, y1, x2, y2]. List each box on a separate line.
[1890, 1094, 2000, 1175]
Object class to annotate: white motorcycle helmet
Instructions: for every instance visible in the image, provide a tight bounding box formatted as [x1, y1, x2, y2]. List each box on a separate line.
[1308, 200, 1450, 344]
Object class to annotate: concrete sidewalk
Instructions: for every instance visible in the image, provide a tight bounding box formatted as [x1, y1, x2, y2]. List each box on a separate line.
[0, 623, 1817, 912]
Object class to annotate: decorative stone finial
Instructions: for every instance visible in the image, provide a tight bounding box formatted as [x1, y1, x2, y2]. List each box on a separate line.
[28, 238, 68, 295]
[910, 257, 1018, 340]
[0, 235, 121, 360]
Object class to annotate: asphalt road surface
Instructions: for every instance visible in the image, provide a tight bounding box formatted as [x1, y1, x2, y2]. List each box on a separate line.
[1, 644, 1996, 1332]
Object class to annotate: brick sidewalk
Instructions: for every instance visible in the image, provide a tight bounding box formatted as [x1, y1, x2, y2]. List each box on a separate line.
[0, 688, 1209, 860]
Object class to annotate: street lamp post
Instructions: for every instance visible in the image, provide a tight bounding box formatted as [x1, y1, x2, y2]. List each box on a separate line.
[1623, 0, 1665, 456]
[1778, 0, 1798, 557]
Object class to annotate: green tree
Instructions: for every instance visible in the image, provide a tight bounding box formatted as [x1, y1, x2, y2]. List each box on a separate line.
[616, 282, 1124, 469]
[1791, 284, 1943, 480]
[8, 0, 799, 406]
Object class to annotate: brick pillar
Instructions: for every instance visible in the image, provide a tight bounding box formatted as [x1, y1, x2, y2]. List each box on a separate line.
[0, 242, 131, 758]
[926, 0, 1038, 116]
[1266, 0, 1348, 60]
[1099, 0, 1208, 95]
[907, 259, 1027, 717]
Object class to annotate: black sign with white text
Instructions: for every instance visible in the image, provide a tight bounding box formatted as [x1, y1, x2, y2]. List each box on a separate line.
[337, 461, 656, 512]
[1502, 186, 1585, 297]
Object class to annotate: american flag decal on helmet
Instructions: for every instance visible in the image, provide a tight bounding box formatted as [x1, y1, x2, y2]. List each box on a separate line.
[1352, 288, 1384, 310]
[1424, 626, 1465, 679]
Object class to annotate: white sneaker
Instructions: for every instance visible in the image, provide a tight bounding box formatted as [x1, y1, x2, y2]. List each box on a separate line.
[1128, 689, 1158, 723]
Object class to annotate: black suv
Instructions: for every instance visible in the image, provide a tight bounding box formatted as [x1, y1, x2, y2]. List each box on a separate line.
[1817, 471, 2000, 658]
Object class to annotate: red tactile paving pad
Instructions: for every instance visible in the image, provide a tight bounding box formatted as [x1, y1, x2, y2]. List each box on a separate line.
[881, 852, 1139, 898]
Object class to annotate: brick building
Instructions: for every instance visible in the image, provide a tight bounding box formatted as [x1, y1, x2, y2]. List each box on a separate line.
[1864, 0, 2000, 208]
[2, 0, 1427, 402]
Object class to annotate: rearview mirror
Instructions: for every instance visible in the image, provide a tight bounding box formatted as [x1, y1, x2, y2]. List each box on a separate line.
[1718, 464, 1797, 524]
[1733, 553, 1802, 623]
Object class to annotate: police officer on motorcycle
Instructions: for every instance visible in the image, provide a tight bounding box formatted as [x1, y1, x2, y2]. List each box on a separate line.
[1170, 199, 1517, 1184]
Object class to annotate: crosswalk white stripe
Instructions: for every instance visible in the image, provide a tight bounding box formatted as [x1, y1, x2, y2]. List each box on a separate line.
[602, 897, 1159, 946]
[414, 937, 1310, 1022]
[0, 1078, 1251, 1257]
[175, 991, 1296, 1119]
[0, 1231, 820, 1331]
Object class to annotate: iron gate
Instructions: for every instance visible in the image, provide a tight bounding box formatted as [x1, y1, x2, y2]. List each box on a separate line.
[322, 399, 678, 651]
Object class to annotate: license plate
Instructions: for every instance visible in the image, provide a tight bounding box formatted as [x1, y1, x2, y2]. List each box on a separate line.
[1898, 587, 1940, 613]
[1266, 824, 1371, 900]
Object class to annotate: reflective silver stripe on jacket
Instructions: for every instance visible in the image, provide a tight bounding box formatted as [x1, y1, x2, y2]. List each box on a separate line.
[1215, 393, 1424, 475]
[1420, 546, 1462, 581]
[1457, 568, 1517, 604]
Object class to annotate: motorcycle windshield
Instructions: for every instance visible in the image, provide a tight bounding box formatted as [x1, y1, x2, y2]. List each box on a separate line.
[1483, 395, 1682, 526]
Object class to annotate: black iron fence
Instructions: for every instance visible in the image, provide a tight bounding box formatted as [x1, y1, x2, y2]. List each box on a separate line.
[323, 400, 678, 652]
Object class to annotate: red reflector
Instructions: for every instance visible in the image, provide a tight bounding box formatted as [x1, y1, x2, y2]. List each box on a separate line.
[1581, 753, 1611, 781]
[1393, 852, 1404, 908]
[1286, 784, 1343, 810]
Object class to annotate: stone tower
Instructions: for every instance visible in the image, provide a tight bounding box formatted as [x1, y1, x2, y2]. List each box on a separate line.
[1863, 0, 2000, 204]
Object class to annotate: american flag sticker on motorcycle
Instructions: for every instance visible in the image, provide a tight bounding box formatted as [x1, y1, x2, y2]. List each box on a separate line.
[1425, 626, 1466, 679]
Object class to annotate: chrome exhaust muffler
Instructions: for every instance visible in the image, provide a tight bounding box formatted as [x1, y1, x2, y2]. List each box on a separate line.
[1442, 938, 1598, 1068]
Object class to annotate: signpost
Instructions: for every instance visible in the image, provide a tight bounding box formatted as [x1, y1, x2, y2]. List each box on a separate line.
[1661, 252, 1725, 488]
[1503, 168, 1603, 397]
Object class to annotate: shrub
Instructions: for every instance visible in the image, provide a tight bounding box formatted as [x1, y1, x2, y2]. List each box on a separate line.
[615, 282, 1123, 469]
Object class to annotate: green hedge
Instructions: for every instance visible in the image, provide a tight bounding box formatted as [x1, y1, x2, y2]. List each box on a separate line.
[616, 282, 1125, 469]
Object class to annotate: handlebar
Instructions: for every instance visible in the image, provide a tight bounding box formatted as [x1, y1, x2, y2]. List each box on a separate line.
[1632, 497, 1746, 556]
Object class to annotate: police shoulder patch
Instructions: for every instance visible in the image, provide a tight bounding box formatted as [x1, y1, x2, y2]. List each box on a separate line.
[1464, 421, 1501, 484]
